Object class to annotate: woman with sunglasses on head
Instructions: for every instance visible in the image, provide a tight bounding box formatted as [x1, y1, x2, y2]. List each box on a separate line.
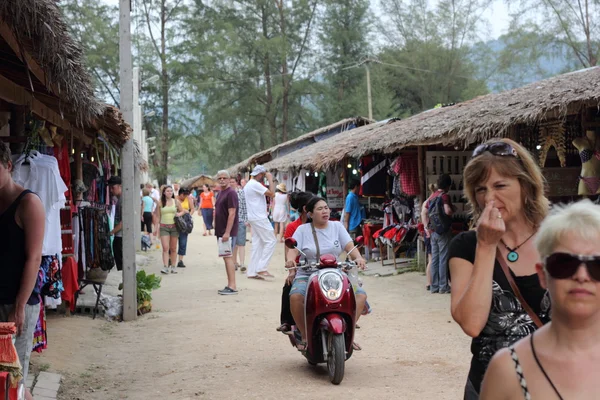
[481, 200, 600, 399]
[448, 138, 551, 399]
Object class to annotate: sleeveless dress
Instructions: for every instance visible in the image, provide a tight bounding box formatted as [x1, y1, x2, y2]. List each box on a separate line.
[272, 192, 288, 223]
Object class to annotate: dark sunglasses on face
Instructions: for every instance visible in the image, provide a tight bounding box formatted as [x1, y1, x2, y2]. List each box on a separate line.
[472, 142, 519, 158]
[544, 252, 600, 281]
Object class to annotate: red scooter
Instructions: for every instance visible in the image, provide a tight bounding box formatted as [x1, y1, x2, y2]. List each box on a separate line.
[284, 237, 364, 385]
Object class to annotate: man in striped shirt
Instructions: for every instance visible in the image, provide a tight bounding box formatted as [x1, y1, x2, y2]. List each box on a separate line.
[231, 178, 248, 272]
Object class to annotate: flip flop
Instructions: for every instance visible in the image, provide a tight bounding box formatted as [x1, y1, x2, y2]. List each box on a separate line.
[296, 340, 308, 352]
[352, 342, 362, 351]
[248, 275, 264, 280]
[258, 272, 275, 278]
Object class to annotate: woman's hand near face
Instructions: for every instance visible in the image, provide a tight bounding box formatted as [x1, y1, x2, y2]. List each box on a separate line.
[476, 200, 505, 247]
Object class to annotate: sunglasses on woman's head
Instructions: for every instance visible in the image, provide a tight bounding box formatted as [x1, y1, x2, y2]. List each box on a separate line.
[472, 142, 518, 158]
[544, 252, 600, 281]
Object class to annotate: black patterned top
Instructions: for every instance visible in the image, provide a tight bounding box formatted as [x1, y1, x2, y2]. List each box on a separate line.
[449, 231, 550, 394]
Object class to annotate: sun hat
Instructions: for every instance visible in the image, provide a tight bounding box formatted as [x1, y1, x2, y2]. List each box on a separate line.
[276, 183, 287, 193]
[250, 165, 267, 176]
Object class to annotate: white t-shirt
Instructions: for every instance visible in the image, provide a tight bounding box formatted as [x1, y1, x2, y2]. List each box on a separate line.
[292, 221, 353, 277]
[12, 152, 67, 256]
[150, 188, 160, 212]
[244, 178, 268, 221]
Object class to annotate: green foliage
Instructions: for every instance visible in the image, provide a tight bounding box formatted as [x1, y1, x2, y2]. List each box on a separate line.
[135, 270, 162, 305]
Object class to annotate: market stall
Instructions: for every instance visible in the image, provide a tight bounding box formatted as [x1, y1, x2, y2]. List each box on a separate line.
[0, 0, 135, 348]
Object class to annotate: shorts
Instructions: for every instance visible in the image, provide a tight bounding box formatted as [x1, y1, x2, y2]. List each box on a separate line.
[424, 236, 432, 255]
[236, 222, 247, 246]
[160, 224, 179, 237]
[0, 303, 40, 382]
[217, 236, 237, 257]
[349, 226, 362, 240]
[289, 276, 367, 298]
[141, 211, 153, 233]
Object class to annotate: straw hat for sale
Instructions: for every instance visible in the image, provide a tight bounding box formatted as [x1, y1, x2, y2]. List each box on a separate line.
[276, 183, 287, 193]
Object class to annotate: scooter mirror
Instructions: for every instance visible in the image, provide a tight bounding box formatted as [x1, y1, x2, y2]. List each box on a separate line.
[285, 238, 298, 249]
[355, 236, 364, 246]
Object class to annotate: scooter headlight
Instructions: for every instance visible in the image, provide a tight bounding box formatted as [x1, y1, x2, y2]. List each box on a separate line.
[319, 272, 343, 301]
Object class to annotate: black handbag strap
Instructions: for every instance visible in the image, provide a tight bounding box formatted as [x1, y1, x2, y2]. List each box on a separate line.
[311, 223, 320, 260]
[496, 248, 543, 328]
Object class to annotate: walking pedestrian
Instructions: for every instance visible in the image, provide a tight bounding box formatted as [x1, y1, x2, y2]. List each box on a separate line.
[145, 182, 160, 240]
[157, 185, 185, 274]
[200, 183, 215, 236]
[449, 139, 550, 398]
[421, 174, 455, 294]
[176, 188, 194, 268]
[0, 141, 45, 399]
[272, 183, 289, 243]
[230, 178, 248, 272]
[140, 188, 155, 235]
[214, 170, 239, 295]
[344, 181, 363, 238]
[480, 200, 600, 400]
[244, 165, 276, 279]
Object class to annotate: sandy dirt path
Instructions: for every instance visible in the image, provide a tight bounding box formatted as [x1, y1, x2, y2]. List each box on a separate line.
[33, 215, 471, 399]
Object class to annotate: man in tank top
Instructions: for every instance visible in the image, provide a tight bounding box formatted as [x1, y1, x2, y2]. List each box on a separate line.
[0, 141, 45, 397]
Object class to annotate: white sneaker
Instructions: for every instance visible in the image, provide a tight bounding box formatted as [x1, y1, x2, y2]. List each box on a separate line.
[161, 267, 169, 275]
[170, 267, 178, 274]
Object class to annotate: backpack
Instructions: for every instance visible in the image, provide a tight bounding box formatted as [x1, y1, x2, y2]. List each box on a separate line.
[428, 193, 452, 235]
[175, 213, 194, 234]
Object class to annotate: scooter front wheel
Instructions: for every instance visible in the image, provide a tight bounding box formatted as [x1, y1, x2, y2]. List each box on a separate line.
[327, 333, 345, 385]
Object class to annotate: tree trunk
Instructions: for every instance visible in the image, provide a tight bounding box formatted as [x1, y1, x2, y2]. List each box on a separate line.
[159, 0, 169, 185]
[261, 4, 277, 149]
[276, 0, 289, 143]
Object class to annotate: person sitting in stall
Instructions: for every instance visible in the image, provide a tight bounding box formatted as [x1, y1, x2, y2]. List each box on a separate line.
[285, 196, 367, 351]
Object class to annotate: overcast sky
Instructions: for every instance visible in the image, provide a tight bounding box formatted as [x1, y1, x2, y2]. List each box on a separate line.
[103, 0, 511, 39]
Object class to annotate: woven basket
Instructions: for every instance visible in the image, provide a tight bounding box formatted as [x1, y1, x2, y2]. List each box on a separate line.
[86, 268, 108, 283]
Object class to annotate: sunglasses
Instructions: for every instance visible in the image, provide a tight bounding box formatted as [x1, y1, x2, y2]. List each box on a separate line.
[544, 252, 600, 281]
[472, 142, 518, 158]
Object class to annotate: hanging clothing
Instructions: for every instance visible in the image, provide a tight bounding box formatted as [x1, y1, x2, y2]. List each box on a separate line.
[359, 156, 387, 196]
[32, 303, 47, 353]
[295, 170, 307, 192]
[398, 154, 420, 196]
[12, 151, 68, 256]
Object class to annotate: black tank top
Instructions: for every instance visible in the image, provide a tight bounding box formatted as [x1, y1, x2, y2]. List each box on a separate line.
[0, 190, 33, 304]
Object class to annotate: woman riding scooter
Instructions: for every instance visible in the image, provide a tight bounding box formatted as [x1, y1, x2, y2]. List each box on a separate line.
[277, 191, 314, 333]
[286, 196, 368, 352]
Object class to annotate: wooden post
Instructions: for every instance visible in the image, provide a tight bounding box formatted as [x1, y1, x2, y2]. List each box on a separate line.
[417, 146, 426, 204]
[417, 146, 426, 270]
[120, 0, 137, 321]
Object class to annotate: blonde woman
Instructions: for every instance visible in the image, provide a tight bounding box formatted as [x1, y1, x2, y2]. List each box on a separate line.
[448, 139, 550, 398]
[156, 185, 184, 274]
[272, 183, 289, 242]
[481, 200, 600, 399]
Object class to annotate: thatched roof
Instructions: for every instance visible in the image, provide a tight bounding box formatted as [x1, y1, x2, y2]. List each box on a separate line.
[355, 67, 600, 157]
[180, 174, 214, 189]
[229, 117, 372, 174]
[0, 0, 130, 146]
[267, 67, 600, 170]
[264, 120, 395, 171]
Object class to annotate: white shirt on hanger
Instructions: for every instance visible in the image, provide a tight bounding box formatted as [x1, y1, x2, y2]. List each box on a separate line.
[12, 151, 67, 256]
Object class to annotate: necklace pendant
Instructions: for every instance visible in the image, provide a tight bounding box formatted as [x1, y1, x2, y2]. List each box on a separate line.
[507, 251, 519, 262]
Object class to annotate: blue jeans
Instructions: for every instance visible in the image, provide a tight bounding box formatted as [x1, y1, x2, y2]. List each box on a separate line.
[178, 232, 188, 256]
[431, 231, 451, 293]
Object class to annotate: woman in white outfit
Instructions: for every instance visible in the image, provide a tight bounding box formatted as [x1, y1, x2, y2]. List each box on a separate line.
[272, 183, 289, 243]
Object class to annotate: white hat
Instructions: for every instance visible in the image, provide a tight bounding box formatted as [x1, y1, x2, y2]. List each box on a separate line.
[250, 165, 267, 176]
